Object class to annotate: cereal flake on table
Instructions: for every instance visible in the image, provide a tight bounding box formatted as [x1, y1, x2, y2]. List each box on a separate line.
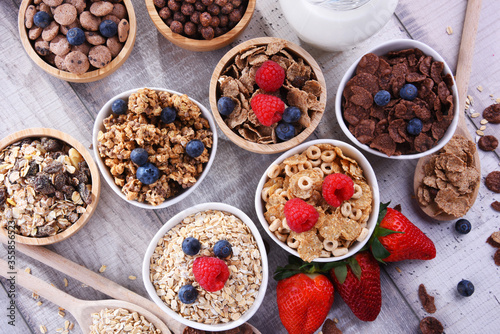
[0, 137, 92, 237]
[97, 88, 213, 206]
[149, 210, 263, 324]
[262, 143, 372, 262]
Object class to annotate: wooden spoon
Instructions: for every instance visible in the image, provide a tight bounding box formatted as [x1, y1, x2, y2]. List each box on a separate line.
[0, 258, 171, 334]
[414, 0, 482, 220]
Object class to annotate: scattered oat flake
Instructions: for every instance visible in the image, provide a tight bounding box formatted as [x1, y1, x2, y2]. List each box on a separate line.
[128, 275, 137, 280]
[56, 328, 63, 333]
[333, 318, 339, 324]
[37, 301, 43, 306]
[477, 85, 483, 92]
[496, 98, 500, 103]
[476, 130, 484, 136]
[69, 322, 74, 330]
[479, 125, 486, 131]
[65, 320, 70, 329]
[468, 95, 474, 104]
[63, 278, 68, 287]
[58, 310, 66, 317]
[481, 119, 488, 125]
[446, 26, 453, 35]
[32, 292, 39, 299]
[396, 266, 402, 273]
[25, 267, 31, 274]
[471, 113, 480, 118]
[99, 265, 107, 273]
[40, 325, 47, 334]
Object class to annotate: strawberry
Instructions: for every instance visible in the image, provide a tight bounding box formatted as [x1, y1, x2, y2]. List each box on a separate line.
[275, 257, 334, 334]
[330, 251, 381, 322]
[370, 203, 436, 262]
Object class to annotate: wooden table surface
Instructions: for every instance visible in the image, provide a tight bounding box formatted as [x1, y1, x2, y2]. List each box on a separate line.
[1, 0, 500, 333]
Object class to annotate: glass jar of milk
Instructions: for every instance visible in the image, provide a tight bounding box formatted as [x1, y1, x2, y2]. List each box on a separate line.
[279, 0, 399, 51]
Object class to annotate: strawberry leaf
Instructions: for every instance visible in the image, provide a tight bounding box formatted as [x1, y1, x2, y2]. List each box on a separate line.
[348, 258, 362, 280]
[378, 202, 390, 224]
[334, 265, 348, 284]
[370, 237, 390, 264]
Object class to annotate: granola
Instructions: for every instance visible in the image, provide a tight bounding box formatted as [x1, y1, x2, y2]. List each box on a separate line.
[97, 88, 213, 206]
[149, 210, 263, 324]
[0, 137, 92, 237]
[89, 308, 161, 334]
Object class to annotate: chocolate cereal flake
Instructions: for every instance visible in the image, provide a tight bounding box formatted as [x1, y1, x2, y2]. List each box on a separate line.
[420, 317, 444, 334]
[322, 318, 343, 334]
[487, 232, 500, 248]
[483, 103, 500, 124]
[478, 135, 498, 151]
[418, 284, 437, 314]
[491, 201, 500, 212]
[486, 171, 500, 193]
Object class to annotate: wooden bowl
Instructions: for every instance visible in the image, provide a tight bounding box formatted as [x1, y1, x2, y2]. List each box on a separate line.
[18, 0, 137, 83]
[145, 0, 255, 52]
[209, 37, 327, 154]
[0, 128, 101, 245]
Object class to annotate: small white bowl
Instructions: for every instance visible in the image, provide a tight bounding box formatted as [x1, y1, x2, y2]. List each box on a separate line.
[142, 202, 269, 332]
[92, 88, 218, 209]
[255, 139, 380, 262]
[335, 39, 459, 160]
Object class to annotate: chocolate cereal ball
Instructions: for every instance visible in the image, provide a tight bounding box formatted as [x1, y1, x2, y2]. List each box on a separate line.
[170, 20, 183, 34]
[221, 3, 233, 14]
[173, 11, 186, 23]
[184, 21, 196, 35]
[201, 0, 214, 5]
[154, 0, 166, 8]
[190, 11, 201, 24]
[194, 1, 206, 11]
[210, 16, 220, 28]
[229, 8, 242, 22]
[159, 7, 172, 19]
[215, 0, 228, 6]
[167, 0, 181, 11]
[200, 12, 212, 27]
[219, 14, 228, 27]
[201, 26, 214, 40]
[231, 0, 242, 6]
[207, 4, 220, 15]
[185, 0, 196, 3]
[181, 3, 195, 15]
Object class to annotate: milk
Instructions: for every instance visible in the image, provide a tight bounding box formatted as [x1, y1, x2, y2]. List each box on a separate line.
[279, 0, 399, 51]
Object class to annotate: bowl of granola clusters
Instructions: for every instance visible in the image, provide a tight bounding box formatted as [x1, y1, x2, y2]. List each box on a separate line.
[255, 139, 379, 262]
[143, 202, 268, 332]
[19, 0, 137, 82]
[93, 87, 217, 209]
[0, 128, 100, 245]
[145, 0, 255, 52]
[335, 39, 459, 159]
[209, 37, 327, 154]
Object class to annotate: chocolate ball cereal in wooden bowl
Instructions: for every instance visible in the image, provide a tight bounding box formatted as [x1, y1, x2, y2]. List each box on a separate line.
[255, 139, 380, 262]
[92, 87, 217, 209]
[19, 0, 136, 83]
[209, 37, 327, 154]
[145, 0, 255, 52]
[335, 39, 459, 159]
[0, 128, 100, 246]
[143, 202, 268, 332]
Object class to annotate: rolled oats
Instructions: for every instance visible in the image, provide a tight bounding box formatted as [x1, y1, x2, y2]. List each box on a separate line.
[89, 308, 161, 334]
[149, 210, 263, 325]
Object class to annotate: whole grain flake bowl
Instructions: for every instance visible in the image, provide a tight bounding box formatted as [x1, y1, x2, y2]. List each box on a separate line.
[255, 139, 380, 262]
[143, 202, 268, 332]
[19, 0, 137, 82]
[93, 87, 217, 209]
[0, 128, 101, 246]
[209, 37, 327, 154]
[335, 39, 459, 159]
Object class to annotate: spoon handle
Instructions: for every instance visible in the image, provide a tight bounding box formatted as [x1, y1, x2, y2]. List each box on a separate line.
[0, 258, 78, 313]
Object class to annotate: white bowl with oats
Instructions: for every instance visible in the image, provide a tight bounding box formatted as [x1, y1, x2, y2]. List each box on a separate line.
[93, 87, 217, 209]
[142, 202, 268, 332]
[255, 139, 380, 262]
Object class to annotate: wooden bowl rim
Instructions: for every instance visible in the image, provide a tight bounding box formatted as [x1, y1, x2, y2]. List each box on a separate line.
[145, 0, 256, 52]
[18, 0, 137, 83]
[0, 128, 101, 245]
[209, 37, 327, 154]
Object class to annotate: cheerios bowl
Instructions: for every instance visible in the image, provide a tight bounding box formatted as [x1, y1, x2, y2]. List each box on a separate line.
[255, 139, 380, 262]
[143, 202, 268, 332]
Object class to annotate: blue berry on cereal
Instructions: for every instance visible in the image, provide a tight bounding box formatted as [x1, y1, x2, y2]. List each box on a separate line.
[111, 98, 127, 115]
[136, 163, 160, 185]
[186, 140, 204, 158]
[99, 20, 118, 38]
[67, 27, 86, 46]
[34, 11, 52, 28]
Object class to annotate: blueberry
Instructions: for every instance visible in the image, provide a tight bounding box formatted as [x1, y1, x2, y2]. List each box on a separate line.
[111, 99, 128, 115]
[374, 90, 391, 106]
[182, 237, 201, 256]
[455, 219, 471, 234]
[130, 148, 148, 166]
[457, 279, 474, 297]
[185, 140, 204, 158]
[99, 20, 118, 38]
[66, 27, 85, 46]
[407, 118, 423, 135]
[275, 123, 295, 141]
[282, 106, 301, 123]
[33, 11, 51, 28]
[136, 163, 160, 185]
[178, 284, 198, 304]
[217, 97, 235, 116]
[160, 107, 176, 124]
[400, 83, 418, 100]
[213, 240, 232, 258]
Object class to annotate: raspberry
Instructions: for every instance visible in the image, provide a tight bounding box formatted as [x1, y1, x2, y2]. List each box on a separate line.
[255, 60, 285, 92]
[250, 94, 285, 126]
[322, 173, 354, 208]
[284, 198, 319, 233]
[192, 257, 230, 292]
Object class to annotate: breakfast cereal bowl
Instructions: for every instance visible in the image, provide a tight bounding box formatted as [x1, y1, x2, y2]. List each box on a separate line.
[142, 202, 268, 332]
[145, 0, 255, 52]
[209, 37, 327, 154]
[255, 139, 380, 262]
[19, 0, 137, 83]
[335, 39, 459, 159]
[0, 128, 101, 246]
[93, 87, 217, 209]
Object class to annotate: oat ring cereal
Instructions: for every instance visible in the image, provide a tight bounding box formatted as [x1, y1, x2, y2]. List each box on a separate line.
[262, 143, 373, 262]
[267, 164, 281, 178]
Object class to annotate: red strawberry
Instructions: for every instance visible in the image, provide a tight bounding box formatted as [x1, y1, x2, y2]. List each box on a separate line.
[373, 207, 436, 262]
[276, 273, 334, 334]
[330, 251, 381, 322]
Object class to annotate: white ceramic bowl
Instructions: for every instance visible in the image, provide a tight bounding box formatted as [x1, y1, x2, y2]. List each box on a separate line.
[93, 88, 218, 209]
[335, 39, 459, 160]
[255, 139, 380, 262]
[142, 202, 269, 332]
